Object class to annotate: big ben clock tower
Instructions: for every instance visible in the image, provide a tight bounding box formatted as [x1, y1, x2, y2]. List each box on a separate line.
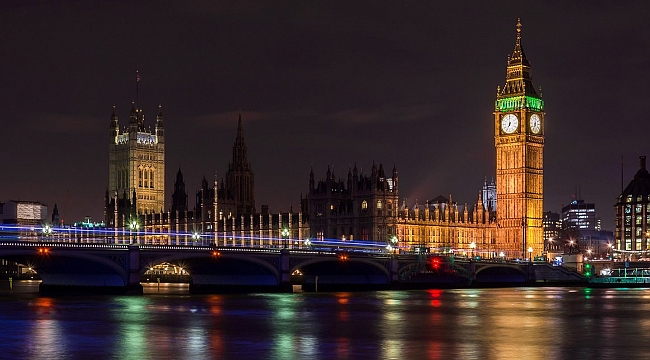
[495, 19, 544, 259]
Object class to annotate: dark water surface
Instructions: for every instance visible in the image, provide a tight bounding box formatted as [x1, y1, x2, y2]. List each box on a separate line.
[0, 281, 649, 359]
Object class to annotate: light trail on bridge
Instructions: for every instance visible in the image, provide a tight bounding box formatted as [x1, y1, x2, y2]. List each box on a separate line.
[0, 225, 396, 253]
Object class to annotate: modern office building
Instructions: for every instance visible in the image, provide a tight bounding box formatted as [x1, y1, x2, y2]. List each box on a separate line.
[615, 156, 650, 255]
[561, 200, 597, 231]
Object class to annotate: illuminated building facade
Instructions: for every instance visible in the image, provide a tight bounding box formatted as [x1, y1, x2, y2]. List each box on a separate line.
[107, 102, 165, 226]
[494, 19, 544, 258]
[308, 165, 498, 256]
[0, 200, 48, 226]
[307, 19, 544, 259]
[615, 156, 650, 255]
[308, 163, 399, 242]
[106, 115, 309, 246]
[543, 211, 561, 252]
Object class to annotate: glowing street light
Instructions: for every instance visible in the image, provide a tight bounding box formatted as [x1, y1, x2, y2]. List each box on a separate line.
[303, 238, 312, 248]
[192, 231, 201, 245]
[470, 242, 476, 259]
[528, 246, 533, 262]
[389, 235, 399, 254]
[129, 219, 140, 244]
[281, 228, 290, 248]
[499, 251, 505, 260]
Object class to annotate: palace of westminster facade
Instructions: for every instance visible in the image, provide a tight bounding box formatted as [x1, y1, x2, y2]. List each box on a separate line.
[105, 20, 545, 259]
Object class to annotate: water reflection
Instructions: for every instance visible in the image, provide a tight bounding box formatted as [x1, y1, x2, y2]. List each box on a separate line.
[3, 283, 650, 359]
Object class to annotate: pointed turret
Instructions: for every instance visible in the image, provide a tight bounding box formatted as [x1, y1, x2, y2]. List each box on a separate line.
[110, 105, 119, 138]
[129, 101, 138, 133]
[156, 104, 165, 142]
[52, 203, 60, 225]
[171, 168, 188, 213]
[497, 18, 542, 106]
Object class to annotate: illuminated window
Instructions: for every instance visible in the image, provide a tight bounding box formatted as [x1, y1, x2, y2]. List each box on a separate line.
[330, 204, 334, 211]
[139, 169, 143, 187]
[361, 200, 368, 210]
[144, 169, 149, 188]
[377, 200, 383, 209]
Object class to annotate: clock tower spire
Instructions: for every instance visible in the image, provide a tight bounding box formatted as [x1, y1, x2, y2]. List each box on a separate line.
[494, 19, 545, 259]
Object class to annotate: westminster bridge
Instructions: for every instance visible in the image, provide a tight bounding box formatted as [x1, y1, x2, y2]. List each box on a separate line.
[0, 240, 585, 294]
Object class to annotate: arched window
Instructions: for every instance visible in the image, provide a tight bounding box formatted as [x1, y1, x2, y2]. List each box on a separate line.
[361, 200, 368, 210]
[149, 169, 155, 188]
[138, 168, 143, 188]
[144, 168, 149, 188]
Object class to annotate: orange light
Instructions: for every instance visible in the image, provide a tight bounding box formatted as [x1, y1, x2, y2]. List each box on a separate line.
[212, 251, 220, 257]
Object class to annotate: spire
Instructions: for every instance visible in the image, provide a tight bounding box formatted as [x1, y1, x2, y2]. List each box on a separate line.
[231, 113, 249, 170]
[497, 18, 541, 106]
[509, 18, 529, 67]
[236, 113, 244, 146]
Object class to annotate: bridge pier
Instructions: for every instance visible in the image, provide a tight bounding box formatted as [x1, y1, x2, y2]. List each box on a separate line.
[126, 245, 143, 294]
[279, 249, 292, 292]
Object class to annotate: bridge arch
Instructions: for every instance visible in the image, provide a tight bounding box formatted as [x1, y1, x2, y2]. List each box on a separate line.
[291, 257, 391, 278]
[474, 264, 527, 283]
[141, 253, 281, 279]
[0, 249, 130, 286]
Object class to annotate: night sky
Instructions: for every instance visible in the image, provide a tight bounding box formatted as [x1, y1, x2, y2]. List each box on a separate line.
[2, 2, 650, 230]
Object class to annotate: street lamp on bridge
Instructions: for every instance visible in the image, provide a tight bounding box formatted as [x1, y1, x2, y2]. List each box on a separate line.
[192, 232, 201, 246]
[528, 246, 533, 262]
[470, 242, 476, 259]
[281, 228, 290, 249]
[42, 224, 53, 241]
[390, 235, 398, 254]
[129, 219, 140, 244]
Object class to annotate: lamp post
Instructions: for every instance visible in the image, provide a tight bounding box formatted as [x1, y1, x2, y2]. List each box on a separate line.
[528, 246, 533, 262]
[390, 235, 398, 254]
[42, 224, 53, 242]
[129, 219, 140, 244]
[281, 228, 290, 249]
[303, 238, 311, 249]
[607, 243, 613, 259]
[192, 231, 201, 246]
[470, 242, 476, 259]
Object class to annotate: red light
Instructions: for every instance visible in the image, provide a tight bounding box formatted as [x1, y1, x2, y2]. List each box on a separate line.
[431, 258, 440, 270]
[212, 251, 220, 257]
[339, 254, 348, 261]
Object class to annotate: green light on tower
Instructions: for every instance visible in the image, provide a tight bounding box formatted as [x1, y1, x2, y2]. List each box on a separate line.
[496, 96, 544, 112]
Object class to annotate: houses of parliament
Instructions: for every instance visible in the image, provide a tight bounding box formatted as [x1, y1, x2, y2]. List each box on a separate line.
[105, 19, 545, 259]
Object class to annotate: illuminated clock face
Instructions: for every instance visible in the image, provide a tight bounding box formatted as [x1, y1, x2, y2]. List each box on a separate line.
[501, 114, 519, 134]
[530, 114, 541, 134]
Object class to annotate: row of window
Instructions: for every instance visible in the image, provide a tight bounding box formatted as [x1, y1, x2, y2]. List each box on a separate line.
[139, 168, 155, 188]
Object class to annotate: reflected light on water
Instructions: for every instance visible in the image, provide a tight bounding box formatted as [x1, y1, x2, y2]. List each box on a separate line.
[27, 297, 67, 359]
[113, 297, 151, 360]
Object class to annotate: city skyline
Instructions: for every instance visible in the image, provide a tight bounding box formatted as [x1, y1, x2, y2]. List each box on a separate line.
[2, 2, 650, 230]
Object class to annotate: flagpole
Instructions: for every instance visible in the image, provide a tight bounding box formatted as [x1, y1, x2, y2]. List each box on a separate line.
[136, 70, 140, 110]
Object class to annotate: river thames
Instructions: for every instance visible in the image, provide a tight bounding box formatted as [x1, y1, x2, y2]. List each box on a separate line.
[0, 281, 649, 359]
